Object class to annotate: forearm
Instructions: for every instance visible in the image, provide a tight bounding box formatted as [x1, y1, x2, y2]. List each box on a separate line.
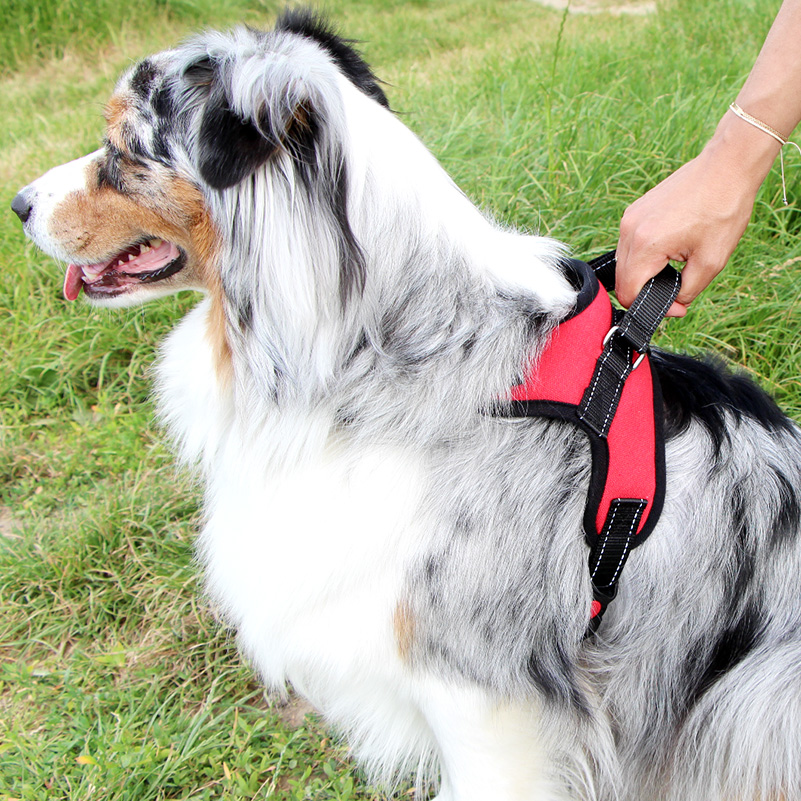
[736, 0, 801, 139]
[616, 0, 801, 313]
[707, 0, 801, 193]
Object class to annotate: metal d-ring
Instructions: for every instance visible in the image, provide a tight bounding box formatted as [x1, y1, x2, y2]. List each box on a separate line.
[602, 325, 648, 370]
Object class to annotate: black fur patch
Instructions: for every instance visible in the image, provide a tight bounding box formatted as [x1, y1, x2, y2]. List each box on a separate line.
[652, 350, 795, 451]
[771, 469, 801, 548]
[526, 637, 589, 714]
[151, 81, 174, 120]
[330, 161, 366, 302]
[97, 145, 124, 191]
[151, 127, 173, 162]
[278, 101, 365, 302]
[196, 90, 279, 190]
[130, 60, 159, 98]
[730, 482, 757, 595]
[681, 484, 769, 706]
[275, 8, 390, 109]
[686, 599, 766, 707]
[150, 78, 178, 162]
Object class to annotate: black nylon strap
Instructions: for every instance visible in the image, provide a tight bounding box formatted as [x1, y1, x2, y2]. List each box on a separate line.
[577, 333, 636, 437]
[585, 498, 647, 636]
[588, 251, 682, 349]
[588, 250, 617, 292]
[616, 266, 682, 352]
[588, 498, 647, 591]
[578, 253, 681, 437]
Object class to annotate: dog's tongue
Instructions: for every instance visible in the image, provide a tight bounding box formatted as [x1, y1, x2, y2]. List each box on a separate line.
[64, 264, 84, 301]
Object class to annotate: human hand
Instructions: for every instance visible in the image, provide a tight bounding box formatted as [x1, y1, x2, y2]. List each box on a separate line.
[615, 118, 778, 316]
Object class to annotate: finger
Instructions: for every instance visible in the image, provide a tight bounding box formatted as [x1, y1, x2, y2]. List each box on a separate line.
[614, 240, 676, 308]
[672, 257, 725, 308]
[615, 210, 686, 307]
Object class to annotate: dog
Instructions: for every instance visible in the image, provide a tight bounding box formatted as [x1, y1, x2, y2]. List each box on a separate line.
[12, 10, 801, 800]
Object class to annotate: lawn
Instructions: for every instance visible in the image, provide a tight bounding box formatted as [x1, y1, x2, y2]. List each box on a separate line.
[2, 0, 800, 798]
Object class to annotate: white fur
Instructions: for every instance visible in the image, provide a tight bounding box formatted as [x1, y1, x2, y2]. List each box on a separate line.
[22, 150, 103, 264]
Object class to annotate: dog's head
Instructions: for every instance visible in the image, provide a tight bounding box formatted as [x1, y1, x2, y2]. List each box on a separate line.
[11, 11, 389, 309]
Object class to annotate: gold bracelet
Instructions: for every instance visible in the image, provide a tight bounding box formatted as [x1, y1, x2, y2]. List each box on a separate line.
[729, 102, 801, 205]
[729, 102, 788, 145]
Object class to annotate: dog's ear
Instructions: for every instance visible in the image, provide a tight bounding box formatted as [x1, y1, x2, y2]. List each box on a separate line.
[196, 90, 280, 190]
[183, 55, 276, 190]
[183, 41, 365, 301]
[186, 52, 321, 191]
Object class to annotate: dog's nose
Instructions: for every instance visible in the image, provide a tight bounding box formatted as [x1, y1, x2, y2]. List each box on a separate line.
[11, 192, 33, 224]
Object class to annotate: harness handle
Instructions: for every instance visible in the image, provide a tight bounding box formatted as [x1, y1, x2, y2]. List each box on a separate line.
[588, 250, 681, 349]
[579, 253, 681, 438]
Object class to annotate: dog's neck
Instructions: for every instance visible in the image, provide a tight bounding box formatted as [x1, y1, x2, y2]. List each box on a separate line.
[202, 80, 576, 438]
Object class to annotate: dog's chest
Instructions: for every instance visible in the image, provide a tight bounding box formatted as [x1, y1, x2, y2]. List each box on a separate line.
[157, 303, 427, 686]
[201, 441, 427, 691]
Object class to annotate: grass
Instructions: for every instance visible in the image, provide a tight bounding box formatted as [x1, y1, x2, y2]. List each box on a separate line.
[0, 0, 280, 76]
[2, 0, 801, 798]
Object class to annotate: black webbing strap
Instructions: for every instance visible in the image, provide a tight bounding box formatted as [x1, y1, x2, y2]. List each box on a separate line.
[589, 250, 617, 292]
[585, 498, 647, 635]
[577, 330, 638, 438]
[589, 499, 648, 587]
[581, 252, 680, 634]
[616, 267, 683, 352]
[578, 254, 681, 438]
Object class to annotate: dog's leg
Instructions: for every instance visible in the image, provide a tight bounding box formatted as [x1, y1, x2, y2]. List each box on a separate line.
[421, 680, 570, 801]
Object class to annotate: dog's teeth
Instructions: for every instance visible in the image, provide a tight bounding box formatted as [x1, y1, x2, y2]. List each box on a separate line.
[140, 244, 151, 254]
[149, 238, 163, 249]
[127, 253, 136, 261]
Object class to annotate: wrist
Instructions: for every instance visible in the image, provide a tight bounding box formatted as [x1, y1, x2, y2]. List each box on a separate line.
[702, 109, 783, 191]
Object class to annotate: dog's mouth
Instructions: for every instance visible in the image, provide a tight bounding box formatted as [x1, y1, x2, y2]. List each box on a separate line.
[63, 238, 186, 301]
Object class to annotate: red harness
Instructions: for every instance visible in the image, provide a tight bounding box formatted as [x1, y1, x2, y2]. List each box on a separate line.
[497, 253, 680, 633]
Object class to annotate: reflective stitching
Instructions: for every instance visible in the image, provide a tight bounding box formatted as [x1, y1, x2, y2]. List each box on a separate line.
[620, 280, 653, 346]
[590, 503, 619, 580]
[591, 499, 648, 584]
[580, 339, 617, 426]
[599, 347, 632, 433]
[608, 500, 647, 584]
